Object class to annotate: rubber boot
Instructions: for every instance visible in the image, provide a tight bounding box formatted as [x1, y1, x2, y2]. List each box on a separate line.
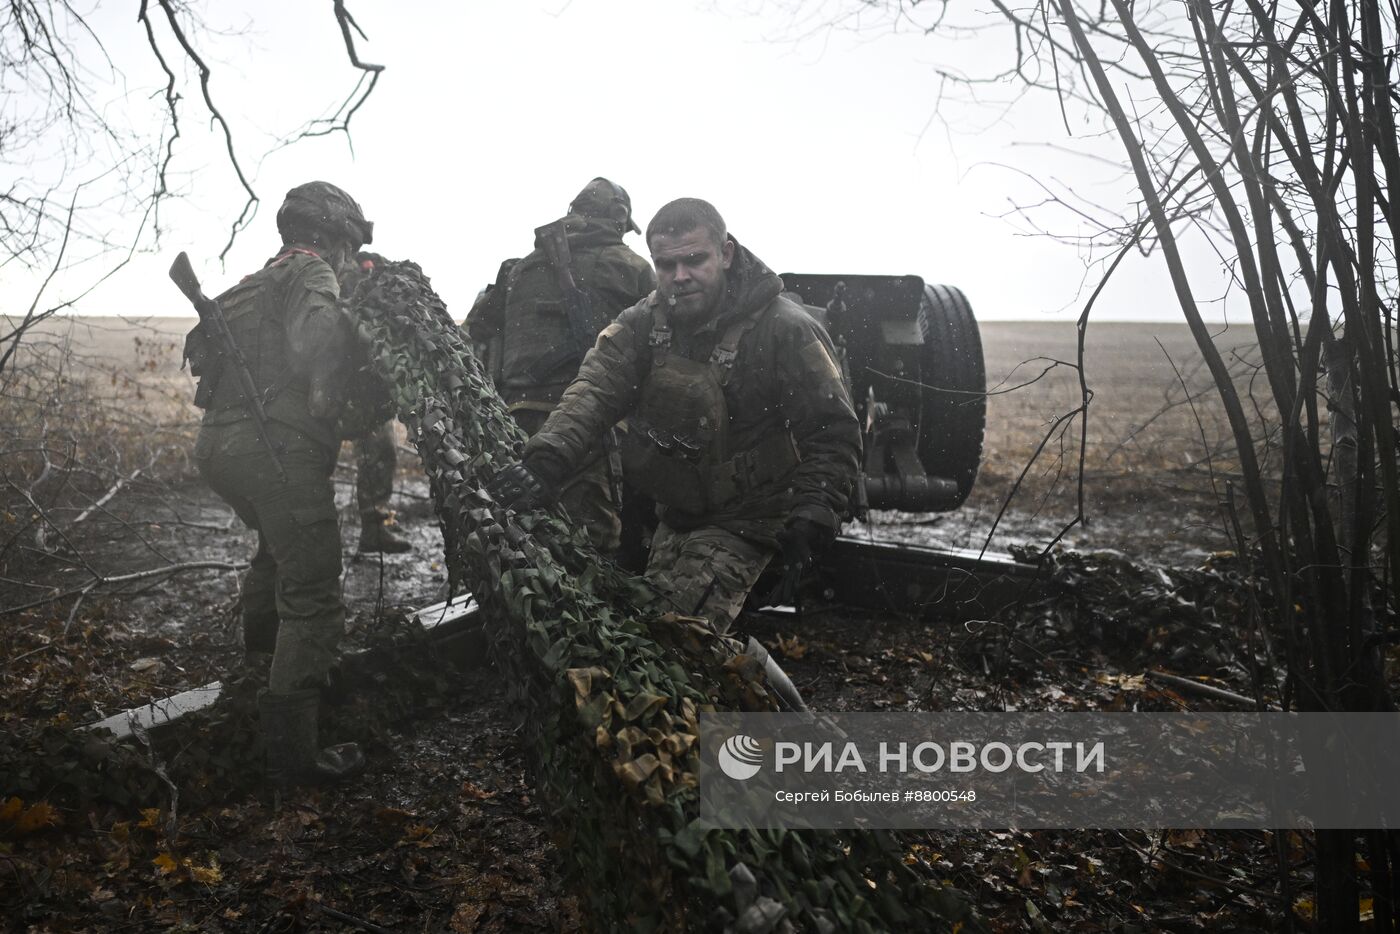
[358, 509, 412, 554]
[257, 688, 366, 787]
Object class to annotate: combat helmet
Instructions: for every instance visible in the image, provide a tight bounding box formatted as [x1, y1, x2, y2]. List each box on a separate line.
[276, 181, 374, 248]
[569, 177, 640, 234]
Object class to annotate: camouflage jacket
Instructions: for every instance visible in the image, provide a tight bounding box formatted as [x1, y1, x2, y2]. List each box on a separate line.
[465, 214, 655, 407]
[198, 247, 353, 451]
[525, 239, 861, 545]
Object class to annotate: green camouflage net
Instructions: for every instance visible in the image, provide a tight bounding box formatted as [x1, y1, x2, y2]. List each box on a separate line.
[349, 260, 983, 933]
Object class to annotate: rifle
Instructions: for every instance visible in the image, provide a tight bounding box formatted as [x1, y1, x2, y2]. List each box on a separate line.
[169, 251, 287, 484]
[529, 220, 602, 381]
[532, 221, 624, 507]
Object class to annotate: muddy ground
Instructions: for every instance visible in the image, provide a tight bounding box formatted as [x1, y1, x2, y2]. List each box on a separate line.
[2, 456, 1315, 934]
[0, 318, 1356, 931]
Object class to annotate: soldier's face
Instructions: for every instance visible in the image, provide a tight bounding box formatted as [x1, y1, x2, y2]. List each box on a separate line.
[650, 228, 734, 321]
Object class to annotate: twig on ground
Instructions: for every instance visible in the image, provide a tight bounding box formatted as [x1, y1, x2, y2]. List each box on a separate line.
[70, 467, 143, 526]
[1118, 832, 1286, 903]
[0, 561, 247, 618]
[8, 480, 98, 574]
[319, 904, 395, 934]
[7, 641, 55, 667]
[1145, 669, 1278, 709]
[64, 580, 97, 633]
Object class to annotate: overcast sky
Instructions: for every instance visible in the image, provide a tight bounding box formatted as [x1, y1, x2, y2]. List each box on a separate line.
[6, 0, 1241, 322]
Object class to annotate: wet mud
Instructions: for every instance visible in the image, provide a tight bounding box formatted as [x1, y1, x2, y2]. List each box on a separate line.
[1, 466, 1300, 931]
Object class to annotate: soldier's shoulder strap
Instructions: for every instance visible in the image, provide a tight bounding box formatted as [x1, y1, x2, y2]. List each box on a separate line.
[710, 297, 773, 385]
[646, 296, 673, 368]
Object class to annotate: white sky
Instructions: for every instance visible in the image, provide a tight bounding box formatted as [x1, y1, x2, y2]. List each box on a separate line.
[5, 0, 1240, 322]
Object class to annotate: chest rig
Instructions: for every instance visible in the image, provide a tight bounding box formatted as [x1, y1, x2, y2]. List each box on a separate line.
[619, 300, 801, 515]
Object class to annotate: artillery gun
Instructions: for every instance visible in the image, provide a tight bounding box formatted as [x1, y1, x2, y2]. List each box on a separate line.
[748, 273, 1011, 617]
[780, 273, 986, 515]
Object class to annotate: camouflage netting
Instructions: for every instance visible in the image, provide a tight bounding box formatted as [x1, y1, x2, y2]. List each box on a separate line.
[347, 260, 984, 933]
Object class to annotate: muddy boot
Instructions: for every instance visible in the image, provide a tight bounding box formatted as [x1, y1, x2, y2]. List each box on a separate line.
[257, 688, 365, 788]
[358, 508, 411, 554]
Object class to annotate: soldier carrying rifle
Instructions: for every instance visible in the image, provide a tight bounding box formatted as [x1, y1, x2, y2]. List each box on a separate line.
[466, 178, 655, 557]
[180, 181, 379, 788]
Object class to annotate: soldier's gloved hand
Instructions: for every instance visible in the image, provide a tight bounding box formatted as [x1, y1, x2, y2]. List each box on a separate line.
[764, 517, 833, 607]
[485, 462, 550, 511]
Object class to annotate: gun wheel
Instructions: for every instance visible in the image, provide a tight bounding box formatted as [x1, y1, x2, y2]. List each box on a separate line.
[914, 284, 986, 509]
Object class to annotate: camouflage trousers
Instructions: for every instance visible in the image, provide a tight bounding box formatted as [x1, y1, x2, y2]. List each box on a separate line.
[646, 522, 774, 634]
[512, 407, 621, 554]
[195, 421, 345, 693]
[354, 420, 397, 515]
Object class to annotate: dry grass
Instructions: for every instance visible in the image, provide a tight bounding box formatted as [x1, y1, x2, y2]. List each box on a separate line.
[978, 320, 1283, 497]
[0, 317, 197, 492]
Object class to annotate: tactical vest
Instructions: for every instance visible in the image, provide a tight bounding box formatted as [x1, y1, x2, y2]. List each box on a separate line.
[188, 250, 319, 415]
[619, 301, 801, 515]
[500, 248, 606, 392]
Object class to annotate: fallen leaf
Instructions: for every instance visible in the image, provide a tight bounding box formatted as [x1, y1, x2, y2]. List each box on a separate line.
[400, 823, 436, 848]
[14, 801, 59, 833]
[188, 858, 223, 885]
[152, 852, 179, 876]
[460, 782, 496, 801]
[775, 634, 808, 660]
[1167, 829, 1203, 848]
[374, 806, 416, 825]
[1094, 672, 1146, 691]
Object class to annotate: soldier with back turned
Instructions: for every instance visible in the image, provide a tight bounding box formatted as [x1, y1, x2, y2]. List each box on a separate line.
[190, 181, 375, 787]
[466, 178, 655, 555]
